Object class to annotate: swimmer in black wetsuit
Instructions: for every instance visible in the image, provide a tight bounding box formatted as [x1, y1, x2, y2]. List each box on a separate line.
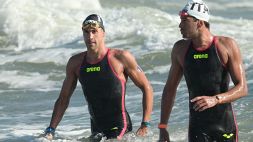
[184, 37, 238, 142]
[43, 14, 153, 140]
[158, 0, 248, 142]
[79, 48, 133, 139]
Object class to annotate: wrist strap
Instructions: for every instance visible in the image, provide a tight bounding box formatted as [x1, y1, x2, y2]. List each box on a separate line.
[45, 127, 55, 134]
[158, 123, 167, 129]
[141, 121, 151, 127]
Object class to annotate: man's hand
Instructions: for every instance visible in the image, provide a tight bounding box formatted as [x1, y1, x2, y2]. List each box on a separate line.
[191, 96, 218, 112]
[43, 127, 55, 140]
[44, 133, 54, 140]
[159, 128, 170, 142]
[136, 121, 151, 136]
[136, 125, 149, 136]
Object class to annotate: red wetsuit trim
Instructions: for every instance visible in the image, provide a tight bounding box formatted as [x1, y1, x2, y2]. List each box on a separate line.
[107, 49, 127, 139]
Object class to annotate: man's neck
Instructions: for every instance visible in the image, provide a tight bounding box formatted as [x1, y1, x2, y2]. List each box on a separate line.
[192, 31, 213, 49]
[86, 46, 108, 63]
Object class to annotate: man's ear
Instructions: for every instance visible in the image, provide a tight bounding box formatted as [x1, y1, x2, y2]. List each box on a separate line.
[102, 30, 105, 37]
[197, 20, 205, 28]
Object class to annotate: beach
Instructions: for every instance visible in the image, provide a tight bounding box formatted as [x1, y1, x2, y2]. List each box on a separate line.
[0, 0, 253, 141]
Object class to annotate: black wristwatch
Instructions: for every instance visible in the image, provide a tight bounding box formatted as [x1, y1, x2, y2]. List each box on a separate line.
[45, 127, 55, 135]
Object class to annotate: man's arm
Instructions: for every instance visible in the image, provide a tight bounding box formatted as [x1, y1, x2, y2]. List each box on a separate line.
[216, 37, 248, 103]
[120, 50, 153, 136]
[191, 37, 248, 112]
[44, 56, 79, 139]
[159, 43, 184, 142]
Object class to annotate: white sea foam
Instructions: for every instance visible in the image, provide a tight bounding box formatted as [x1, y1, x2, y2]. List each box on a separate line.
[150, 80, 166, 85]
[220, 1, 253, 9]
[1, 0, 253, 55]
[145, 65, 170, 74]
[104, 7, 180, 50]
[205, 1, 253, 12]
[1, 0, 102, 50]
[0, 48, 83, 65]
[0, 70, 58, 91]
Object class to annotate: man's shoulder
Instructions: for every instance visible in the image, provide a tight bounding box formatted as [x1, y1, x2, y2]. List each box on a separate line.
[172, 39, 191, 54]
[177, 38, 190, 44]
[110, 48, 127, 54]
[215, 36, 236, 45]
[110, 48, 132, 58]
[109, 48, 136, 67]
[67, 52, 86, 67]
[215, 36, 238, 52]
[215, 36, 241, 64]
[69, 52, 85, 60]
[174, 39, 190, 49]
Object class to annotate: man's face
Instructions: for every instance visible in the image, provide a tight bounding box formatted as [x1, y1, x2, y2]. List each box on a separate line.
[82, 26, 104, 50]
[179, 15, 199, 39]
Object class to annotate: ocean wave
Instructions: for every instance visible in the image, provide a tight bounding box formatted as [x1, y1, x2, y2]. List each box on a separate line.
[0, 0, 102, 50]
[1, 0, 253, 54]
[0, 47, 83, 65]
[0, 70, 59, 91]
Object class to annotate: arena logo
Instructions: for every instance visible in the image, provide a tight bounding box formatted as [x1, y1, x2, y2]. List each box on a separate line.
[86, 67, 101, 72]
[193, 53, 208, 59]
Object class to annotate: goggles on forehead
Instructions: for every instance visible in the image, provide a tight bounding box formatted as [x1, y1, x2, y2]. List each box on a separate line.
[179, 10, 189, 17]
[82, 20, 101, 30]
[84, 20, 100, 25]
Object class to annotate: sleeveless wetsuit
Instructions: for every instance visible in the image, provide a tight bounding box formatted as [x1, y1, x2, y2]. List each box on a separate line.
[183, 37, 238, 142]
[79, 49, 132, 139]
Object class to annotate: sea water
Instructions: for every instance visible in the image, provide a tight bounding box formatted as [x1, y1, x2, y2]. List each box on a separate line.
[0, 0, 253, 141]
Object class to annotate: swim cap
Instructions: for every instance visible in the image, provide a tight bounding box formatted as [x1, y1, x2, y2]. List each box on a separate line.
[179, 0, 210, 22]
[82, 14, 105, 31]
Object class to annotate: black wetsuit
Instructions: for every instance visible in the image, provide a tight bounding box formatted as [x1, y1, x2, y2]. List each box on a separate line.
[79, 49, 132, 139]
[183, 37, 238, 142]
